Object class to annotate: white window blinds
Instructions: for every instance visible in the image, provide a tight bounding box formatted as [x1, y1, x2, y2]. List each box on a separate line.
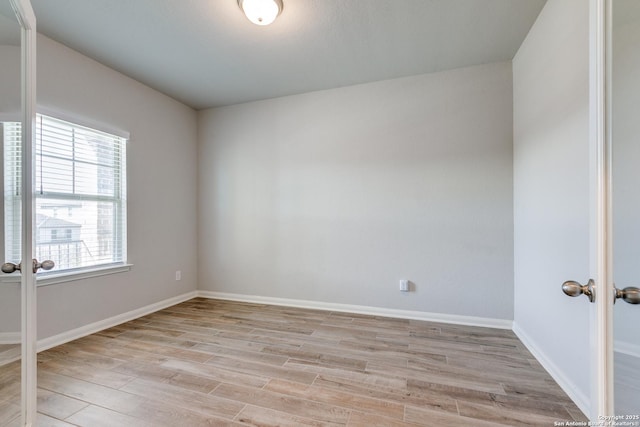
[3, 122, 22, 265]
[3, 114, 127, 274]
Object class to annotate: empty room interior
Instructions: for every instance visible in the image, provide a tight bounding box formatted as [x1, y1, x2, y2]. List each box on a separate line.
[1, 0, 639, 425]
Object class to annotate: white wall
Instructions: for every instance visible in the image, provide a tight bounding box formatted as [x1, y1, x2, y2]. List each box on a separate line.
[513, 0, 590, 414]
[198, 62, 515, 321]
[0, 35, 199, 340]
[0, 45, 19, 119]
[0, 283, 19, 340]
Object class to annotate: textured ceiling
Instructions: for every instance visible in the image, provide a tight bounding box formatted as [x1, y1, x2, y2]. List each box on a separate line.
[3, 0, 547, 110]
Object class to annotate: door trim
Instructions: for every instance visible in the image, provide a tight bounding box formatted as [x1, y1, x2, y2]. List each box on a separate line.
[10, 0, 37, 425]
[589, 0, 614, 418]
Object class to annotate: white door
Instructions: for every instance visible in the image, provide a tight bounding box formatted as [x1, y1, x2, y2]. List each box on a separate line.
[573, 0, 640, 417]
[610, 0, 640, 415]
[0, 2, 24, 425]
[0, 1, 44, 425]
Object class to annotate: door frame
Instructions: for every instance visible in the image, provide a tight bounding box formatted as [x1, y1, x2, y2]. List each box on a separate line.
[10, 0, 37, 425]
[590, 0, 614, 418]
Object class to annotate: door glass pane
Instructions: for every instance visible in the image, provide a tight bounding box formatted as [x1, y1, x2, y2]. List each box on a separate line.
[612, 0, 640, 415]
[0, 2, 22, 425]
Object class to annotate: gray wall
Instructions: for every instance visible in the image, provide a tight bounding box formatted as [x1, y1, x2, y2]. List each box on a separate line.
[0, 35, 199, 340]
[0, 45, 19, 118]
[197, 62, 515, 321]
[512, 0, 591, 413]
[0, 45, 20, 338]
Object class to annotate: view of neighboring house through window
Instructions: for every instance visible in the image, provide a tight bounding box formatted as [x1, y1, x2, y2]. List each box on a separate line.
[2, 115, 127, 274]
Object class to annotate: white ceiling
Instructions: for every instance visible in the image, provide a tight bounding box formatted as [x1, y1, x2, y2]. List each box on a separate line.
[2, 0, 547, 110]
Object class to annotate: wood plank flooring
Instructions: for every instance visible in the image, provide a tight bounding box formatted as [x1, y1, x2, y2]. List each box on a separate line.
[0, 298, 587, 426]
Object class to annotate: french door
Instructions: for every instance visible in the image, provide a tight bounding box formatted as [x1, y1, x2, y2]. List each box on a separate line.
[0, 1, 24, 425]
[609, 0, 640, 416]
[570, 0, 640, 418]
[0, 0, 38, 425]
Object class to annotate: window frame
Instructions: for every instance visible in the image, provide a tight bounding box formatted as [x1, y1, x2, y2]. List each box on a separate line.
[1, 112, 131, 286]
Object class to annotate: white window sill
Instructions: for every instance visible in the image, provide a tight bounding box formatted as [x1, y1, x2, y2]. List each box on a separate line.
[0, 264, 132, 287]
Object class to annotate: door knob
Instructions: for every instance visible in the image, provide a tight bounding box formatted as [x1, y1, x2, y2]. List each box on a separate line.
[1, 262, 21, 273]
[614, 286, 640, 305]
[1, 259, 55, 274]
[32, 259, 54, 273]
[562, 279, 596, 303]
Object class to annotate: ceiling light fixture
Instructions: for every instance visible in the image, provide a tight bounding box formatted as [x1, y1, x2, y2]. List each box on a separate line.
[238, 0, 283, 26]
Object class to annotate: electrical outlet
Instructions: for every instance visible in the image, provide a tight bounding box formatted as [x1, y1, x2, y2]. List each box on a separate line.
[399, 279, 409, 292]
[175, 270, 182, 281]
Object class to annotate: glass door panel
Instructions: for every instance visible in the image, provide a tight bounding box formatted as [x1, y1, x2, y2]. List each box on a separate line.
[611, 0, 640, 415]
[0, 2, 23, 425]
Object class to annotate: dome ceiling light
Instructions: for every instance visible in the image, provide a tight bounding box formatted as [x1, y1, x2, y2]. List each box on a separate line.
[238, 0, 283, 26]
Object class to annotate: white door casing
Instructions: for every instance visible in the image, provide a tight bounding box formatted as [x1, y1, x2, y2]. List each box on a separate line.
[9, 0, 37, 425]
[589, 0, 616, 418]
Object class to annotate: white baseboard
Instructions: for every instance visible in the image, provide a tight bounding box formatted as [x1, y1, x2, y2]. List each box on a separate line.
[512, 321, 590, 417]
[197, 291, 513, 330]
[0, 332, 20, 368]
[36, 291, 198, 352]
[0, 345, 20, 367]
[0, 332, 20, 344]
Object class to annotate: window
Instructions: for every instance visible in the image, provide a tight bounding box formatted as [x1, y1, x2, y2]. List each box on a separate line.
[3, 114, 127, 274]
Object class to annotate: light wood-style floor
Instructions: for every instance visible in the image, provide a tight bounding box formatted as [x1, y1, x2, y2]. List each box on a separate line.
[0, 298, 586, 426]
